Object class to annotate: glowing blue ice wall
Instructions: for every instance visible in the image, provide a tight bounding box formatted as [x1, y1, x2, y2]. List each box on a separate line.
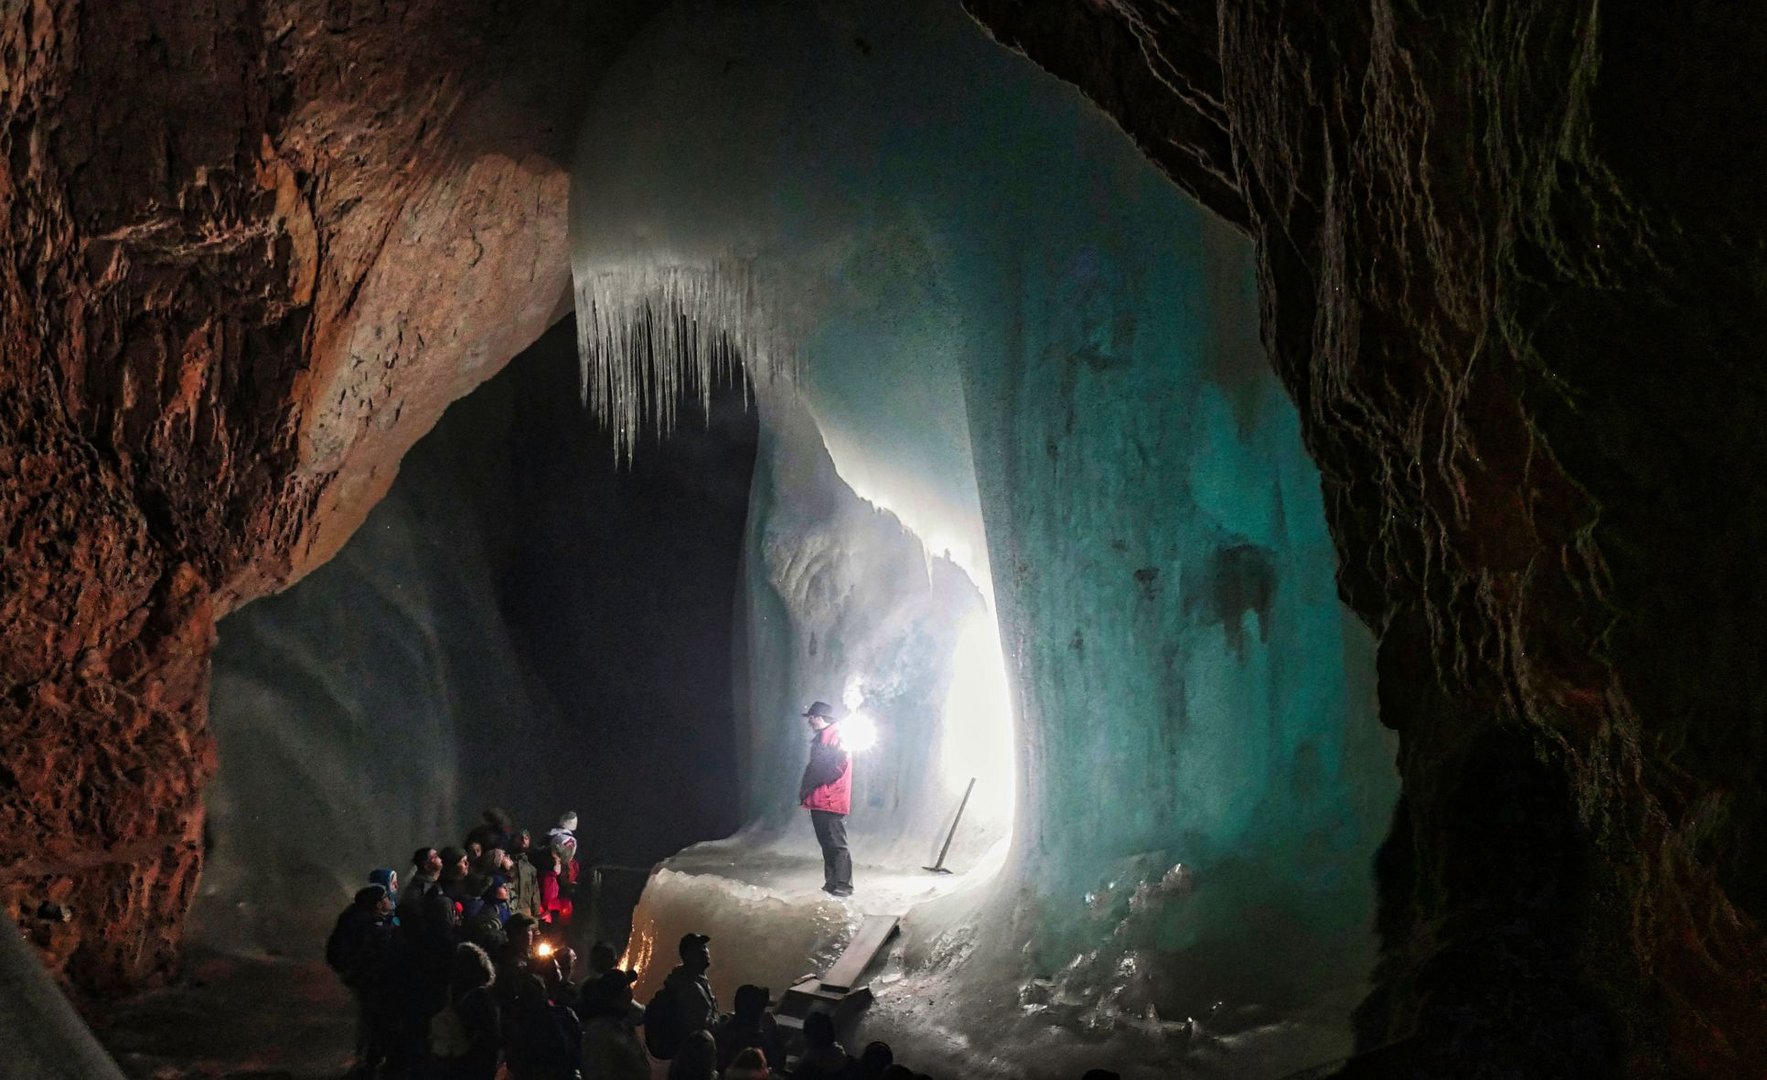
[574, 0, 1396, 1070]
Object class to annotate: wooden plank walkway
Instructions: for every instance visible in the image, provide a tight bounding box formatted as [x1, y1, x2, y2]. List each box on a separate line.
[819, 913, 899, 993]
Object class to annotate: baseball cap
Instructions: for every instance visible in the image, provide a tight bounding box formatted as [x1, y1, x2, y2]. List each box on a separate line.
[679, 932, 711, 958]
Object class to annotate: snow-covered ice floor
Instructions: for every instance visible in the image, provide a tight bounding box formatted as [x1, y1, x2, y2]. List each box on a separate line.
[622, 831, 999, 1006]
[624, 832, 1364, 1080]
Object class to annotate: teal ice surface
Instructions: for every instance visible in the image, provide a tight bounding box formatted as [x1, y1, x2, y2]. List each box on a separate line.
[573, 0, 1399, 1055]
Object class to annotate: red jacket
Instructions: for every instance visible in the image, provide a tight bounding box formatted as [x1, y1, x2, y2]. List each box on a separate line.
[537, 868, 571, 924]
[799, 725, 852, 815]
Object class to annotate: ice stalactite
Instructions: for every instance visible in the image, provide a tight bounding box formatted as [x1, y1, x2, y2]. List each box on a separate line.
[573, 263, 781, 457]
[571, 1, 1018, 869]
[569, 34, 823, 456]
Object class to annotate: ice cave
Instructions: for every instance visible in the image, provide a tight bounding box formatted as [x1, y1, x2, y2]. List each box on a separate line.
[569, 4, 1397, 1077]
[6, 0, 1767, 1078]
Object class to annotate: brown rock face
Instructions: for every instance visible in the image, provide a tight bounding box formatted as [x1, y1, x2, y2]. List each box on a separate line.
[0, 0, 648, 994]
[969, 0, 1767, 1075]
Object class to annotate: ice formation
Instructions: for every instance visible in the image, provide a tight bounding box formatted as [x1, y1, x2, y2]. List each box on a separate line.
[573, 1, 1397, 1077]
[0, 929, 128, 1079]
[196, 380, 554, 953]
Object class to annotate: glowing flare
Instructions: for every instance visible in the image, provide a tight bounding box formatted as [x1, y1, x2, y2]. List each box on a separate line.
[840, 710, 879, 753]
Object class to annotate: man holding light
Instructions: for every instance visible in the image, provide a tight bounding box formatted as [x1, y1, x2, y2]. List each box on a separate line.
[799, 701, 854, 896]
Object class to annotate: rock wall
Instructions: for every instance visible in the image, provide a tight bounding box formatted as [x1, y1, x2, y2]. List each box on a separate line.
[0, 0, 650, 994]
[966, 1, 1767, 1075]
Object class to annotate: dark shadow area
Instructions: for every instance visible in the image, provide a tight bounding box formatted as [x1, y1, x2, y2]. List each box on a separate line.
[195, 317, 757, 956]
[493, 321, 756, 870]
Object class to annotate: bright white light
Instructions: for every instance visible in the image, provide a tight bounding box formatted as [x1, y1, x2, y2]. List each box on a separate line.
[840, 710, 879, 753]
[940, 614, 1016, 822]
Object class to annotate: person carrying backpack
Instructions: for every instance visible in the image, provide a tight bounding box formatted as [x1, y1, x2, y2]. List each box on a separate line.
[429, 941, 502, 1079]
[502, 950, 583, 1080]
[582, 950, 647, 1080]
[645, 933, 721, 1061]
[325, 885, 399, 1077]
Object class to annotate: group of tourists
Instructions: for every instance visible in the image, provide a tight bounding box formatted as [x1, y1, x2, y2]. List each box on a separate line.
[318, 803, 927, 1079]
[325, 808, 597, 1077]
[319, 712, 1118, 1078]
[635, 931, 937, 1080]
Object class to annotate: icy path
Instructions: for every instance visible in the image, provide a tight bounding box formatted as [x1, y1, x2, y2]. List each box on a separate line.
[622, 831, 997, 1007]
[625, 832, 1364, 1080]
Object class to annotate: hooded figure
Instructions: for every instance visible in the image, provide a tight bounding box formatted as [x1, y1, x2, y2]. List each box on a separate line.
[792, 1012, 851, 1080]
[369, 867, 399, 909]
[667, 1030, 718, 1080]
[546, 811, 578, 852]
[327, 885, 399, 1075]
[715, 984, 783, 1071]
[439, 942, 502, 1080]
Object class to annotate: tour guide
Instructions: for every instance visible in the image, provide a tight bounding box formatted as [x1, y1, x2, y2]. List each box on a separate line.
[799, 701, 854, 896]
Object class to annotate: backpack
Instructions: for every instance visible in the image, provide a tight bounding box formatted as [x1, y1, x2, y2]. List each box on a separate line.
[642, 979, 683, 1059]
[508, 997, 584, 1071]
[428, 992, 473, 1059]
[324, 913, 361, 983]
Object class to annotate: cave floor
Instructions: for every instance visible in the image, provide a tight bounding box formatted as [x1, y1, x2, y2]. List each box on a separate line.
[83, 842, 998, 1078]
[657, 833, 998, 914]
[94, 947, 353, 1079]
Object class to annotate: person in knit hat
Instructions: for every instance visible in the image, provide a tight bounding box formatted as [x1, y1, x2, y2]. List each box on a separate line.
[326, 885, 397, 1077]
[368, 867, 398, 909]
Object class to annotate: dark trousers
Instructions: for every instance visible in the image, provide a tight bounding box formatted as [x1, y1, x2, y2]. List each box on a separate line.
[351, 991, 398, 1076]
[810, 810, 852, 892]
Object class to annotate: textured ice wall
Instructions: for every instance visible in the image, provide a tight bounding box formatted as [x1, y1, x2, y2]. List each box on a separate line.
[737, 386, 1002, 867]
[199, 325, 758, 956]
[196, 375, 551, 953]
[573, 1, 1396, 1073]
[575, 2, 1019, 865]
[960, 206, 1397, 1063]
[0, 929, 128, 1078]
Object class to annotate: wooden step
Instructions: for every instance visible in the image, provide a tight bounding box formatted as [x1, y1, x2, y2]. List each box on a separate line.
[819, 914, 900, 993]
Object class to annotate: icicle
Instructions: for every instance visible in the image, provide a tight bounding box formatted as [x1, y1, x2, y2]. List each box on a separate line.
[572, 259, 801, 461]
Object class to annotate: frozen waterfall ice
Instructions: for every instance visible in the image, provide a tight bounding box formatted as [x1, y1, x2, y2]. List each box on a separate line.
[572, 2, 1398, 1076]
